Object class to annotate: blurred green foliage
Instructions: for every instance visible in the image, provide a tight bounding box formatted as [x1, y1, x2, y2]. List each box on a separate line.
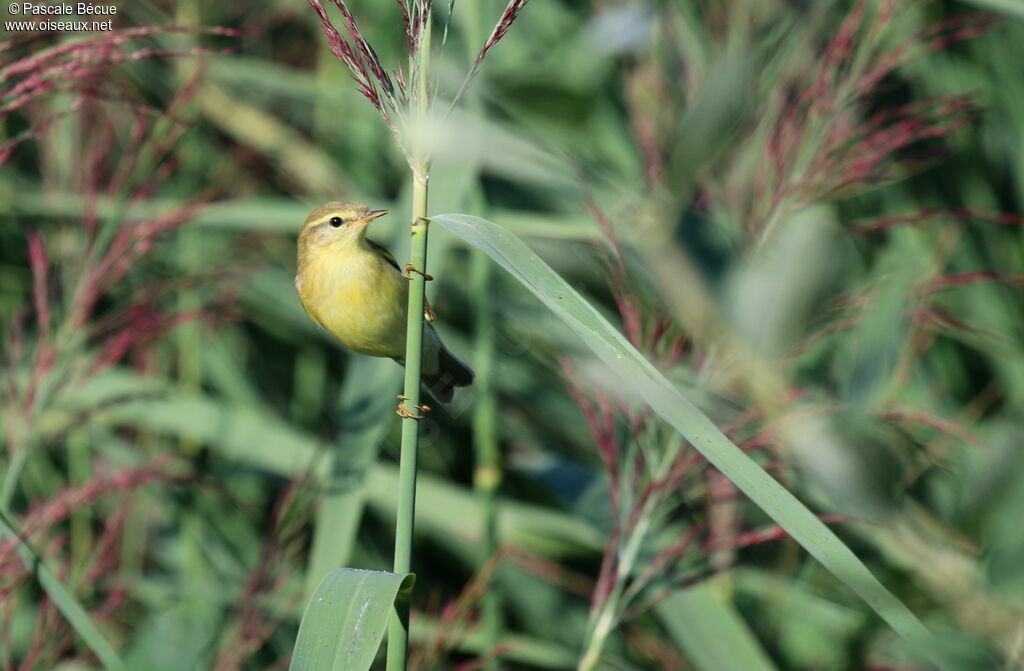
[2, 0, 1023, 670]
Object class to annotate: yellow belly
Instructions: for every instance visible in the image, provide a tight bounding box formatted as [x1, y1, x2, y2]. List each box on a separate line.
[297, 247, 408, 358]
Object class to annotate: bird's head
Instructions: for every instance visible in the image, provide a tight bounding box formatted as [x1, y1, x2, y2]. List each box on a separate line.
[299, 201, 389, 250]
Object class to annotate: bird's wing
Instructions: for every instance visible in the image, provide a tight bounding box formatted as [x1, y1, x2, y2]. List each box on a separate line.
[368, 238, 436, 321]
[367, 239, 401, 272]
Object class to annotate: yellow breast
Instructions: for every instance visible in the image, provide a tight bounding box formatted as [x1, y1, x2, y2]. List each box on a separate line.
[296, 241, 408, 358]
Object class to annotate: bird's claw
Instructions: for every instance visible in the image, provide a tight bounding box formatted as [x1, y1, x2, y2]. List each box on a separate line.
[403, 263, 433, 281]
[396, 394, 430, 419]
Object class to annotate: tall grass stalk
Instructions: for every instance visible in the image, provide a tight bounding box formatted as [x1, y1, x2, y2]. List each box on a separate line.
[388, 6, 433, 665]
[388, 167, 431, 671]
[577, 517, 652, 671]
[576, 441, 676, 671]
[471, 250, 502, 668]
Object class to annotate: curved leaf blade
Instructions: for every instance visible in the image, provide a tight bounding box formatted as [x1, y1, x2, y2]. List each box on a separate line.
[431, 212, 953, 671]
[304, 356, 402, 602]
[290, 569, 414, 671]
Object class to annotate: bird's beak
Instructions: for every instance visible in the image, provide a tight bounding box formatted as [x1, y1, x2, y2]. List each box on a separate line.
[355, 209, 389, 225]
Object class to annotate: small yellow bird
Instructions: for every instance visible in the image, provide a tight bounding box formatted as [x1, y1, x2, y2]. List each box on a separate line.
[295, 201, 473, 403]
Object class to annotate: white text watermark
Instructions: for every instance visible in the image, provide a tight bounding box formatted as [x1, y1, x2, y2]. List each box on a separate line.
[5, 3, 116, 31]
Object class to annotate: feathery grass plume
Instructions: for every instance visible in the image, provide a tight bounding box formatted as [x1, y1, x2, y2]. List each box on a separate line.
[560, 200, 857, 670]
[618, 0, 1006, 464]
[0, 459, 185, 669]
[309, 0, 531, 129]
[619, 1, 994, 245]
[1, 118, 221, 458]
[0, 30, 243, 666]
[0, 460, 186, 586]
[782, 259, 998, 461]
[396, 0, 432, 62]
[308, 0, 400, 122]
[444, 0, 530, 110]
[563, 348, 848, 669]
[789, 202, 1024, 366]
[472, 0, 529, 69]
[735, 2, 995, 240]
[856, 207, 1024, 233]
[0, 25, 238, 165]
[0, 35, 233, 412]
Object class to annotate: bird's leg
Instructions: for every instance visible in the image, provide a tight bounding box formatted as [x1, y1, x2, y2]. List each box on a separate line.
[402, 263, 433, 282]
[396, 394, 431, 419]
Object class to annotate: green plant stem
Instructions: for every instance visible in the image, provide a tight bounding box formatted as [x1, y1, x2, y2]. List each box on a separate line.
[471, 250, 503, 668]
[578, 430, 681, 670]
[388, 7, 434, 668]
[387, 166, 431, 671]
[576, 513, 652, 671]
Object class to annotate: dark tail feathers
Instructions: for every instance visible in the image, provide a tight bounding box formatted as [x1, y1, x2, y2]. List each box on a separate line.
[423, 345, 474, 404]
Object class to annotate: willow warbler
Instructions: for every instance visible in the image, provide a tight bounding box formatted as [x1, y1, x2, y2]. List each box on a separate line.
[295, 201, 474, 403]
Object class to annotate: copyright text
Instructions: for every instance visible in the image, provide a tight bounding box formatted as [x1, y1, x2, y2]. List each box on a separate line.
[5, 2, 116, 31]
[9, 3, 116, 14]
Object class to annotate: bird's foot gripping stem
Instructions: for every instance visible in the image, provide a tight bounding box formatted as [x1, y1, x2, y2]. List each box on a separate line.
[396, 394, 431, 419]
[402, 263, 433, 282]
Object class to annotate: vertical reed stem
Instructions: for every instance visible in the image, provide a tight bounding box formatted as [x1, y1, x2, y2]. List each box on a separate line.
[387, 166, 431, 671]
[471, 249, 502, 667]
[387, 4, 434, 668]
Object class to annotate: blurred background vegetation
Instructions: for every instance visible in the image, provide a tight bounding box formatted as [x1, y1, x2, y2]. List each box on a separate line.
[2, 0, 1024, 669]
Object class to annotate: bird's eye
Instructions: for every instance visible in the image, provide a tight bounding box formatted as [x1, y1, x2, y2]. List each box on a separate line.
[329, 216, 343, 228]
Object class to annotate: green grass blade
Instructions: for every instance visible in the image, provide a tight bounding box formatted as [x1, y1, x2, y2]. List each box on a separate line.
[52, 369, 604, 558]
[657, 583, 778, 671]
[430, 212, 953, 671]
[290, 569, 414, 671]
[0, 509, 125, 671]
[304, 356, 402, 601]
